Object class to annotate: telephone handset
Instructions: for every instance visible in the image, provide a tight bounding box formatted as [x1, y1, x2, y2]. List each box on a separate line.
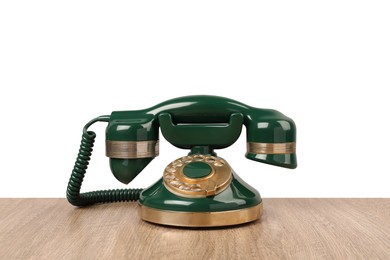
[67, 95, 297, 227]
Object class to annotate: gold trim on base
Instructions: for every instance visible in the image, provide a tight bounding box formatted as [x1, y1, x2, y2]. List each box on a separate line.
[139, 203, 263, 227]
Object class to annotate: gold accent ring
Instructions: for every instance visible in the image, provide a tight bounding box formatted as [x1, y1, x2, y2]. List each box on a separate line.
[139, 203, 263, 227]
[106, 140, 159, 159]
[247, 142, 296, 154]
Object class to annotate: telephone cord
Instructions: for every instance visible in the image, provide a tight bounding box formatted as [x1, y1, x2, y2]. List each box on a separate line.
[66, 116, 142, 206]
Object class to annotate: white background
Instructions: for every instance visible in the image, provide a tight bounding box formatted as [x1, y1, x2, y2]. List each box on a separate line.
[0, 1, 389, 198]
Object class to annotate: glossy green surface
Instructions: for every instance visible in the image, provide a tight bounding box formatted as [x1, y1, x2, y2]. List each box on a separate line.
[68, 96, 297, 211]
[183, 162, 212, 178]
[139, 172, 261, 212]
[106, 95, 295, 144]
[106, 95, 297, 173]
[246, 153, 297, 169]
[110, 158, 153, 184]
[189, 146, 216, 156]
[158, 112, 243, 149]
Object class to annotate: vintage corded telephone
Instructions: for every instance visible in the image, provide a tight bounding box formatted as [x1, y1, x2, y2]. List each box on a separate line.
[67, 95, 297, 227]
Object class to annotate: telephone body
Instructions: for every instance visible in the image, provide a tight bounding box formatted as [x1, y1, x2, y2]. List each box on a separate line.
[67, 95, 297, 227]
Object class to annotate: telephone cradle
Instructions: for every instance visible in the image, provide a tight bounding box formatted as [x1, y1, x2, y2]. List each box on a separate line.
[67, 95, 297, 227]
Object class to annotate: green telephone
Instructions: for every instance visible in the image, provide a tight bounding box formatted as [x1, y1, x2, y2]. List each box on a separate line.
[67, 95, 297, 227]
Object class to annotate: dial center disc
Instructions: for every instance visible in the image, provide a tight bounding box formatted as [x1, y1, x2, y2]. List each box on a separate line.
[183, 162, 212, 179]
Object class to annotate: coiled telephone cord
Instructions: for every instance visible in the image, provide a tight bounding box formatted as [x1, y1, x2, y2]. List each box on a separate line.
[66, 116, 142, 207]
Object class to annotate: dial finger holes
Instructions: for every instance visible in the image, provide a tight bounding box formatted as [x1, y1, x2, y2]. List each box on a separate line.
[172, 160, 183, 167]
[193, 155, 205, 161]
[205, 156, 216, 163]
[166, 167, 176, 173]
[214, 160, 225, 167]
[190, 184, 202, 192]
[179, 185, 191, 191]
[164, 174, 175, 180]
[170, 181, 182, 187]
[182, 156, 193, 163]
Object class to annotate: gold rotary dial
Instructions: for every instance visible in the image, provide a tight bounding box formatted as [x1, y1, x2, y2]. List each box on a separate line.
[163, 155, 232, 198]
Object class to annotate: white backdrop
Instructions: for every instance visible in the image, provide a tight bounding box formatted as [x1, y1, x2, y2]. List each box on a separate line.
[1, 1, 389, 197]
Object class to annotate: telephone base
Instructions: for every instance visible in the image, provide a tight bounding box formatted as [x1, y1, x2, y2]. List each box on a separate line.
[138, 155, 263, 227]
[139, 202, 263, 227]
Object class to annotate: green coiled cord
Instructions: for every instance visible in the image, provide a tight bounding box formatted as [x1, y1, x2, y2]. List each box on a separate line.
[66, 116, 142, 207]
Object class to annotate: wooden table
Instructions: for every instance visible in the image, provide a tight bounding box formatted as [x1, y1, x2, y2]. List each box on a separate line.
[0, 199, 389, 259]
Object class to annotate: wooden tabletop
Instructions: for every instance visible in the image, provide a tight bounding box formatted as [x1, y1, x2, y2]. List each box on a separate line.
[0, 199, 389, 259]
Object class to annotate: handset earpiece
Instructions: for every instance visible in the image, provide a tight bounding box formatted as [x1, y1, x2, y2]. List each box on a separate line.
[105, 110, 159, 184]
[245, 109, 297, 169]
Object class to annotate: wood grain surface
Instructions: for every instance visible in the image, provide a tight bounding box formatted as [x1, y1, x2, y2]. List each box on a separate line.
[0, 199, 389, 259]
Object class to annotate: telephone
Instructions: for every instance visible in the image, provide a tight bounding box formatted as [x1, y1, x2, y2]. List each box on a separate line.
[67, 95, 297, 227]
